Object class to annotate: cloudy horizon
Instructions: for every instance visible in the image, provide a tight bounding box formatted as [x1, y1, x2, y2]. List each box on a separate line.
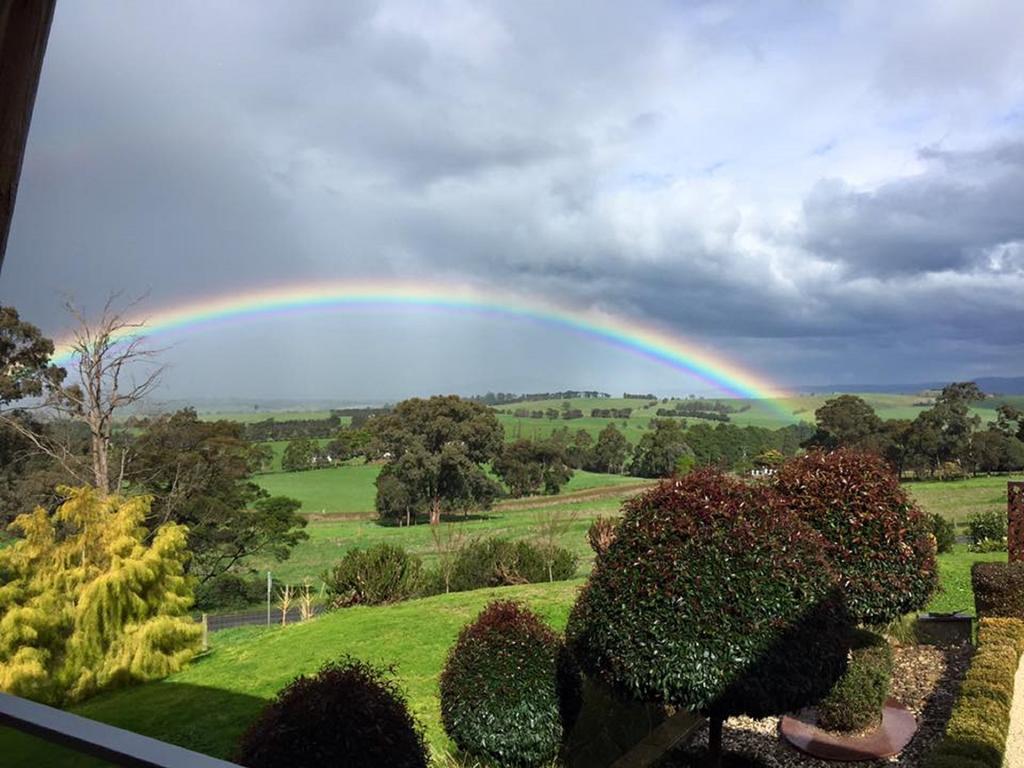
[3, 1, 1023, 400]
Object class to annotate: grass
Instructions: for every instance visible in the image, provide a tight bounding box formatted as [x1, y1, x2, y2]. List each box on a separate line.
[0, 581, 582, 766]
[927, 544, 1007, 615]
[252, 490, 633, 585]
[254, 462, 643, 516]
[906, 473, 1023, 525]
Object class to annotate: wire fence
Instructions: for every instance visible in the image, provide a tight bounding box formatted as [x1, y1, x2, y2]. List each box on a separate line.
[200, 605, 327, 634]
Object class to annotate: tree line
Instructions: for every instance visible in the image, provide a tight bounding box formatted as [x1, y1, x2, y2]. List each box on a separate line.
[804, 384, 1024, 477]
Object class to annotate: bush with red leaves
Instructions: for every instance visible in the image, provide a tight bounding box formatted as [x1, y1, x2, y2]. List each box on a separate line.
[774, 449, 937, 624]
[566, 469, 850, 755]
[236, 657, 428, 768]
[440, 600, 581, 767]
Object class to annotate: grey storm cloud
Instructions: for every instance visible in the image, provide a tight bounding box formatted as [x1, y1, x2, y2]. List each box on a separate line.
[2, 0, 1023, 393]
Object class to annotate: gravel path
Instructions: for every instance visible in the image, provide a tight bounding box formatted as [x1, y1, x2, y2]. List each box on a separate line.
[1005, 657, 1024, 768]
[667, 643, 972, 768]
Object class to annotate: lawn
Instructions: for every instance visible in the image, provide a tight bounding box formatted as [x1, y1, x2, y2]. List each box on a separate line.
[254, 462, 643, 516]
[906, 473, 1023, 525]
[927, 544, 1006, 614]
[250, 490, 633, 585]
[0, 581, 582, 766]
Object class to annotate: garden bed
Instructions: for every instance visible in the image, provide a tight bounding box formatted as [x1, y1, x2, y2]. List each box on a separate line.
[668, 642, 972, 767]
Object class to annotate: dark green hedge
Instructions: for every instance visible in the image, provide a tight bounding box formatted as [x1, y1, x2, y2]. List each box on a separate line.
[774, 449, 937, 624]
[440, 601, 581, 767]
[446, 538, 577, 592]
[566, 469, 850, 721]
[924, 618, 1024, 768]
[817, 629, 894, 732]
[973, 562, 1024, 620]
[236, 658, 428, 768]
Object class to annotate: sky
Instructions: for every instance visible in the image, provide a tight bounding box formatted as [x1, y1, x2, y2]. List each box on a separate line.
[2, 1, 1024, 401]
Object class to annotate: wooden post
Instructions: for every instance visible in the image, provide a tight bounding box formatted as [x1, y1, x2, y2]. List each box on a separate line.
[0, 0, 57, 271]
[1009, 482, 1024, 564]
[201, 613, 209, 653]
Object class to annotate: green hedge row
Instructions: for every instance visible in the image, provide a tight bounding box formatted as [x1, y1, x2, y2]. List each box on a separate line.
[925, 618, 1024, 768]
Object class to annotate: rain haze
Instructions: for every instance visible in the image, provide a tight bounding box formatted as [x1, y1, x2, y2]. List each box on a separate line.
[4, 0, 1024, 400]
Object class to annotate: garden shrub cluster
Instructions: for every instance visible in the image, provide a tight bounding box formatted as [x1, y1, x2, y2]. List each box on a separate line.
[972, 562, 1024, 620]
[924, 618, 1024, 768]
[817, 629, 894, 732]
[566, 469, 851, 724]
[444, 538, 577, 593]
[967, 510, 1008, 552]
[324, 543, 425, 607]
[773, 449, 938, 624]
[440, 601, 581, 767]
[928, 513, 957, 555]
[236, 657, 428, 768]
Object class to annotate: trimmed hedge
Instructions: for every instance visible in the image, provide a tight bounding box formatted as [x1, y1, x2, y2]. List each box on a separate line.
[924, 618, 1024, 768]
[817, 630, 894, 732]
[774, 449, 938, 624]
[567, 469, 850, 723]
[324, 543, 424, 607]
[440, 601, 581, 767]
[973, 562, 1024, 620]
[236, 657, 428, 768]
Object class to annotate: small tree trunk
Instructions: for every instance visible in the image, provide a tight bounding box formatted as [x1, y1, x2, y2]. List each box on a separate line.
[707, 715, 723, 768]
[430, 498, 441, 526]
[91, 432, 110, 494]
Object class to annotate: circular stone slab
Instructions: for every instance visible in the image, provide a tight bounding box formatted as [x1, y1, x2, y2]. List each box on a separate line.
[780, 698, 917, 761]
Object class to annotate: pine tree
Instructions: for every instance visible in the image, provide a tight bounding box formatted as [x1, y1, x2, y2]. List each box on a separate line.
[0, 487, 200, 705]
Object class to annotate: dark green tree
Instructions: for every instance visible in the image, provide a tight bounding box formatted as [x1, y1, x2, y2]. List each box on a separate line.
[628, 418, 693, 478]
[493, 439, 573, 497]
[127, 409, 307, 585]
[371, 396, 504, 525]
[282, 438, 320, 472]
[804, 395, 884, 450]
[588, 423, 630, 474]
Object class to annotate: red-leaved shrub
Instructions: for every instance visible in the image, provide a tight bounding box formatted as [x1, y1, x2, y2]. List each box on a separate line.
[774, 449, 937, 624]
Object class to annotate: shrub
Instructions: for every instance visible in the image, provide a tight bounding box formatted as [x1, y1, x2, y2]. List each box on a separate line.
[440, 601, 581, 767]
[324, 543, 423, 607]
[817, 630, 894, 732]
[194, 572, 266, 611]
[972, 562, 1024, 620]
[236, 658, 428, 768]
[448, 538, 576, 593]
[773, 449, 937, 624]
[923, 618, 1024, 768]
[587, 517, 618, 555]
[967, 510, 1007, 552]
[567, 469, 850, 765]
[928, 513, 957, 554]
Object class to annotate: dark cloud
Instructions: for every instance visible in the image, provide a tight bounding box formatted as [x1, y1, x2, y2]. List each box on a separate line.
[801, 140, 1024, 277]
[2, 0, 1023, 393]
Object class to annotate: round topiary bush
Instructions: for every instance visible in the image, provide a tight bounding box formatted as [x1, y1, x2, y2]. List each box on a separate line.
[566, 469, 850, 764]
[817, 629, 894, 732]
[773, 449, 938, 625]
[440, 600, 582, 767]
[236, 657, 428, 768]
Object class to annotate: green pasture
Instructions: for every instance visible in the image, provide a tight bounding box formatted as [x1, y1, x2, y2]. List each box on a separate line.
[906, 473, 1023, 525]
[197, 409, 342, 424]
[251, 490, 634, 585]
[254, 463, 643, 517]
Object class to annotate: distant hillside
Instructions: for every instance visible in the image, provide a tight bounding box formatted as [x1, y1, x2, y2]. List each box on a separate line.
[801, 377, 1024, 396]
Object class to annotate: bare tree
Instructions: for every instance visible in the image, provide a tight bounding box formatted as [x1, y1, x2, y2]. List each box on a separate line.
[0, 295, 165, 494]
[533, 506, 580, 582]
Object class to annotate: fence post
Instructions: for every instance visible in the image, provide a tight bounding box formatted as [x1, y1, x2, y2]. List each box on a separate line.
[1009, 482, 1024, 564]
[201, 613, 208, 652]
[266, 571, 272, 626]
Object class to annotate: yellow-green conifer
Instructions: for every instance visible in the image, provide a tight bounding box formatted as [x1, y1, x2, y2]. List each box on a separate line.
[0, 487, 200, 705]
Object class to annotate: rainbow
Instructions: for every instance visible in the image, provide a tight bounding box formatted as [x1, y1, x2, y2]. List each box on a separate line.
[49, 280, 793, 406]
